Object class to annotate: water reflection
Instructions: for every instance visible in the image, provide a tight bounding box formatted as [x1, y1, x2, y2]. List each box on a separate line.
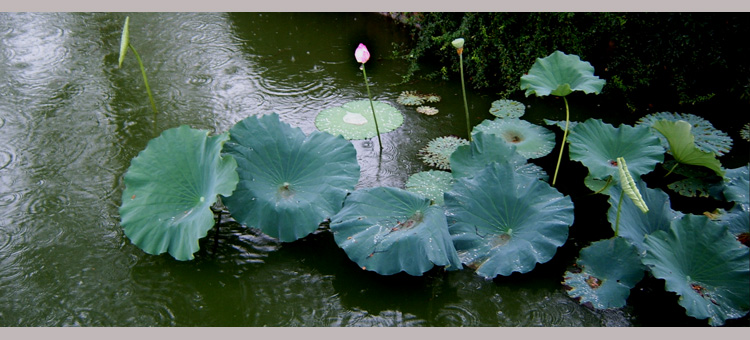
[0, 12, 639, 326]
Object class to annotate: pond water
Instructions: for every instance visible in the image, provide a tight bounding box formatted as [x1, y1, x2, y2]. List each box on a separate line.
[0, 12, 746, 327]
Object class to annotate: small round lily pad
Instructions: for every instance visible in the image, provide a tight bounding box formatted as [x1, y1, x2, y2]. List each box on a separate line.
[315, 100, 404, 140]
[418, 136, 469, 170]
[489, 99, 525, 119]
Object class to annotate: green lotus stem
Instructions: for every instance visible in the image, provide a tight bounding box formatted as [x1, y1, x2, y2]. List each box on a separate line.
[614, 189, 624, 237]
[551, 96, 570, 186]
[361, 65, 383, 153]
[591, 176, 613, 195]
[458, 53, 471, 142]
[128, 44, 158, 119]
[664, 162, 679, 177]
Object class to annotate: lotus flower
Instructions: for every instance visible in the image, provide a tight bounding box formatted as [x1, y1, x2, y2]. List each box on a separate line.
[355, 43, 370, 64]
[354, 43, 382, 152]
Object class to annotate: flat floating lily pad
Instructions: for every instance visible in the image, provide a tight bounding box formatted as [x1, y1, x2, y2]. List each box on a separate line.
[315, 100, 403, 140]
[223, 113, 360, 242]
[489, 99, 525, 118]
[405, 170, 454, 206]
[643, 214, 750, 326]
[568, 119, 664, 181]
[418, 136, 469, 170]
[520, 50, 605, 97]
[330, 186, 462, 276]
[472, 118, 555, 159]
[416, 106, 438, 116]
[564, 237, 645, 309]
[445, 162, 573, 278]
[120, 126, 239, 261]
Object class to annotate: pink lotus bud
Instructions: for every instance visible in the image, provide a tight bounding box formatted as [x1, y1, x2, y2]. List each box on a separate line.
[355, 43, 370, 64]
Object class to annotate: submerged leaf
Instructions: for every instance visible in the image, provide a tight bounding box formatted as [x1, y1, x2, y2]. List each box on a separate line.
[223, 114, 360, 242]
[330, 187, 462, 276]
[643, 214, 750, 326]
[564, 237, 645, 309]
[520, 50, 605, 97]
[445, 162, 573, 278]
[472, 118, 556, 159]
[651, 120, 725, 177]
[568, 119, 664, 181]
[120, 126, 239, 261]
[405, 170, 454, 206]
[315, 100, 403, 140]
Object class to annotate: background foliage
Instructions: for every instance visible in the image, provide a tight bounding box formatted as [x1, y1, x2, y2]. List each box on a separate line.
[389, 13, 750, 111]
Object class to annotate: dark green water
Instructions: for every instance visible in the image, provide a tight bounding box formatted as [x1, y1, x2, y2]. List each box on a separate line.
[0, 12, 745, 327]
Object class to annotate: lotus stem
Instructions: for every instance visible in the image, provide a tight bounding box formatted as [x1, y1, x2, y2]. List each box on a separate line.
[361, 65, 383, 153]
[128, 44, 158, 126]
[551, 96, 571, 186]
[614, 189, 624, 237]
[591, 176, 613, 195]
[664, 162, 679, 177]
[458, 53, 471, 142]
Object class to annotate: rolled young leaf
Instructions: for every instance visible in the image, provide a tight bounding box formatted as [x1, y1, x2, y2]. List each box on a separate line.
[118, 16, 130, 68]
[617, 157, 648, 213]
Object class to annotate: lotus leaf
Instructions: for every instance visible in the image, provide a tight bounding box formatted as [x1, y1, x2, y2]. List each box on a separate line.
[472, 118, 555, 159]
[709, 206, 750, 239]
[638, 112, 733, 156]
[667, 178, 711, 198]
[396, 90, 425, 106]
[405, 170, 454, 206]
[651, 120, 725, 177]
[723, 164, 749, 208]
[568, 119, 664, 180]
[563, 237, 645, 309]
[445, 162, 574, 278]
[520, 50, 605, 97]
[583, 173, 613, 194]
[489, 99, 525, 119]
[450, 131, 548, 181]
[416, 106, 438, 116]
[120, 126, 239, 261]
[544, 119, 579, 132]
[607, 181, 682, 253]
[642, 214, 750, 326]
[315, 100, 403, 140]
[329, 186, 462, 276]
[418, 136, 469, 170]
[222, 114, 360, 242]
